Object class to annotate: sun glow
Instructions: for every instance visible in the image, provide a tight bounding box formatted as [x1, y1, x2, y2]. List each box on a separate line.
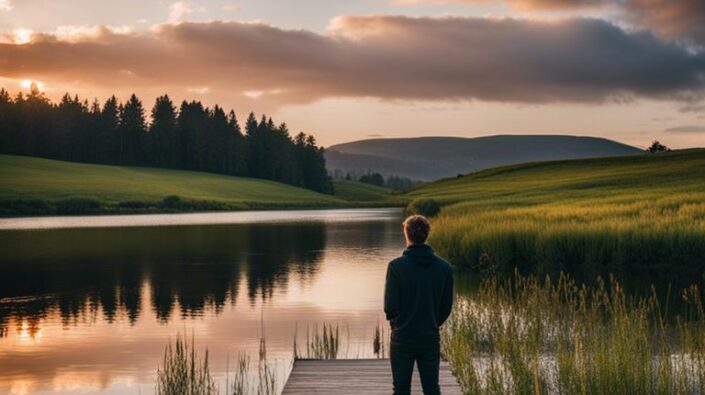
[12, 28, 33, 44]
[20, 79, 44, 91]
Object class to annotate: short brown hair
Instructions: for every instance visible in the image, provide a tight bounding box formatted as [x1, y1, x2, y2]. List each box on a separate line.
[403, 215, 431, 244]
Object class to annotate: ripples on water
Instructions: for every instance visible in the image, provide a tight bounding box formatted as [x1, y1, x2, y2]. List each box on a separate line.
[0, 208, 404, 394]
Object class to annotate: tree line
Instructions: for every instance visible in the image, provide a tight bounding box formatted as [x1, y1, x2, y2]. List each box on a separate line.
[0, 84, 332, 193]
[355, 172, 419, 191]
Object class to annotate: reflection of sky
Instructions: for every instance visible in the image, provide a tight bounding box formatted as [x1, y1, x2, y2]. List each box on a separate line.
[0, 208, 403, 230]
[0, 209, 405, 394]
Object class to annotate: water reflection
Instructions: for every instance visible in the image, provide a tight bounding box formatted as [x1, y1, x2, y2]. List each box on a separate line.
[2, 224, 331, 334]
[0, 209, 404, 394]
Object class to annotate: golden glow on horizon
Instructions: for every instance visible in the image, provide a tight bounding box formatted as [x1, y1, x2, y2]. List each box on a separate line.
[20, 80, 44, 91]
[9, 379, 31, 395]
[12, 28, 33, 44]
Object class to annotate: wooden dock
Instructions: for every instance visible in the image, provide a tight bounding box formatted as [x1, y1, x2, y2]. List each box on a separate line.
[282, 359, 463, 394]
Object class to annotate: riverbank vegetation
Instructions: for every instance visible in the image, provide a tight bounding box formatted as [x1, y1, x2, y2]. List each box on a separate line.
[408, 149, 705, 282]
[0, 86, 332, 193]
[442, 272, 705, 395]
[156, 333, 217, 395]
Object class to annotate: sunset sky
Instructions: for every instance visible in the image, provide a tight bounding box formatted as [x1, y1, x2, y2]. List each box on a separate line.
[1, 0, 705, 147]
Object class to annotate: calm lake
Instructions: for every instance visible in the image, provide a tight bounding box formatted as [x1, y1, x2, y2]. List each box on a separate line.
[0, 208, 407, 394]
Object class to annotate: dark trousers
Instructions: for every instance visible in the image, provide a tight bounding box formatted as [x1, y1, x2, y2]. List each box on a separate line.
[390, 340, 441, 395]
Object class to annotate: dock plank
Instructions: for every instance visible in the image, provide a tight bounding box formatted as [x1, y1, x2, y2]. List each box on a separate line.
[282, 359, 462, 394]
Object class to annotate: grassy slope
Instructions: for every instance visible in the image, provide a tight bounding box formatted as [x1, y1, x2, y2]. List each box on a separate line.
[0, 155, 403, 213]
[407, 149, 705, 206]
[332, 179, 399, 202]
[405, 149, 705, 277]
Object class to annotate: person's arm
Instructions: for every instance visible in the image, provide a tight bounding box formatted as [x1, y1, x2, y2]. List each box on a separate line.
[384, 262, 400, 327]
[439, 267, 454, 326]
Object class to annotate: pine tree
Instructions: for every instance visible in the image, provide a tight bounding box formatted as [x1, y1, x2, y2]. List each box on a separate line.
[98, 96, 120, 164]
[244, 112, 259, 177]
[227, 110, 246, 176]
[21, 85, 53, 157]
[150, 95, 177, 167]
[85, 99, 102, 163]
[208, 105, 231, 173]
[54, 93, 86, 161]
[0, 89, 13, 152]
[119, 94, 147, 165]
[177, 101, 208, 170]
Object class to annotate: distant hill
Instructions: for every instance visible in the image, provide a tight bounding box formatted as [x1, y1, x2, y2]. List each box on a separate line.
[325, 135, 642, 181]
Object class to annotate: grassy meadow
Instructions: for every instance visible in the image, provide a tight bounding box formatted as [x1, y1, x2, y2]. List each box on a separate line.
[331, 179, 391, 201]
[406, 149, 705, 282]
[404, 149, 705, 394]
[0, 154, 403, 216]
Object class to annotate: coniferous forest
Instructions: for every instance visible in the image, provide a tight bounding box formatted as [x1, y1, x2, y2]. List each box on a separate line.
[0, 85, 333, 193]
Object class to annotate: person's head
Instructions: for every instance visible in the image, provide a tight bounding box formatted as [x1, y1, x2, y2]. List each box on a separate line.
[403, 215, 431, 246]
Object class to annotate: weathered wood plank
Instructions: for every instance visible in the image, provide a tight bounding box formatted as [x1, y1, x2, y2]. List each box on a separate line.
[282, 359, 462, 394]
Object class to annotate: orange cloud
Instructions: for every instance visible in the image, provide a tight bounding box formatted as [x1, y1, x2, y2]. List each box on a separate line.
[0, 16, 703, 106]
[394, 0, 607, 10]
[624, 0, 705, 45]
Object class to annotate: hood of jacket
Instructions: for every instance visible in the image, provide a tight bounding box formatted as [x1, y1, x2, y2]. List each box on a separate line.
[402, 244, 435, 266]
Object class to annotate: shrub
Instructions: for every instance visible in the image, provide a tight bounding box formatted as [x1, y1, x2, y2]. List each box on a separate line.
[118, 200, 151, 209]
[406, 198, 441, 217]
[0, 198, 53, 216]
[161, 195, 184, 210]
[159, 195, 229, 212]
[55, 198, 102, 215]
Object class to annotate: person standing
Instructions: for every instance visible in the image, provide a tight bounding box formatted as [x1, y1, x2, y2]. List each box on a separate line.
[384, 215, 454, 395]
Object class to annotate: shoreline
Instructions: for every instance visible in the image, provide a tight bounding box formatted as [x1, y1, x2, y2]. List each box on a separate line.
[0, 194, 407, 219]
[0, 206, 405, 230]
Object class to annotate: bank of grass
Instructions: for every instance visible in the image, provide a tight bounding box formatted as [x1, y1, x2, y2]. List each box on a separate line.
[0, 155, 403, 216]
[442, 272, 705, 395]
[406, 149, 705, 279]
[332, 179, 391, 201]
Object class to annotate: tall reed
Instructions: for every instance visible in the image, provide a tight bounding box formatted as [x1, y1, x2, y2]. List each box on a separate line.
[373, 321, 388, 359]
[294, 323, 340, 360]
[442, 272, 705, 395]
[155, 333, 218, 395]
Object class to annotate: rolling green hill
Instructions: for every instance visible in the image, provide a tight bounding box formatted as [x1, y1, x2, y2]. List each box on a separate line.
[0, 155, 399, 216]
[404, 149, 705, 280]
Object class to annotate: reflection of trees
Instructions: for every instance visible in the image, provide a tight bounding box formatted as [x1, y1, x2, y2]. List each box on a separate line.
[0, 221, 326, 335]
[245, 224, 326, 302]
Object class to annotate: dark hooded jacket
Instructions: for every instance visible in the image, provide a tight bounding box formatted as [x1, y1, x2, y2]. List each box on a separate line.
[384, 244, 454, 344]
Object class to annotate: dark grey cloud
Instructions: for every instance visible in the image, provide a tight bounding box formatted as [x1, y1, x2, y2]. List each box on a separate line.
[0, 16, 704, 104]
[664, 125, 705, 133]
[400, 0, 705, 45]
